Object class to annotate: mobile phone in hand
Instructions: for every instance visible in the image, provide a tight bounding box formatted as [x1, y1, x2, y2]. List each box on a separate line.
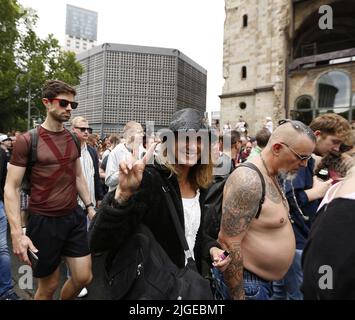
[219, 250, 230, 261]
[27, 249, 39, 269]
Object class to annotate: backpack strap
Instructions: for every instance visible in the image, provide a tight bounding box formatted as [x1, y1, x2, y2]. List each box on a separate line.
[67, 130, 81, 157]
[149, 168, 195, 263]
[236, 162, 265, 219]
[28, 127, 81, 164]
[28, 127, 39, 166]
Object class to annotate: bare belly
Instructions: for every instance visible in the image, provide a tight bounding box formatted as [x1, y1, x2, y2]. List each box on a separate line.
[242, 222, 296, 281]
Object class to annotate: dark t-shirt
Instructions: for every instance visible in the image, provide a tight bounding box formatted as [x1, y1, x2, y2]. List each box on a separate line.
[302, 198, 355, 299]
[11, 126, 80, 216]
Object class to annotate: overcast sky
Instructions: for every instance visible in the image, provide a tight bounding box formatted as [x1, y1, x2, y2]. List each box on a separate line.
[18, 0, 225, 113]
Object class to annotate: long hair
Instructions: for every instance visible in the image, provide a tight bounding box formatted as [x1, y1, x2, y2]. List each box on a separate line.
[159, 136, 213, 190]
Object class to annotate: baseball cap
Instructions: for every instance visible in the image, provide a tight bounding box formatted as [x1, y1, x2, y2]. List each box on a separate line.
[0, 134, 11, 143]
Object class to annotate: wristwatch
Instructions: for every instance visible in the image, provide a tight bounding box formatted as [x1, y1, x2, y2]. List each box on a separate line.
[85, 202, 94, 209]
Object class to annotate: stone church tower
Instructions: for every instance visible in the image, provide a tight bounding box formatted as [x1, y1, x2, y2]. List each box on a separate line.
[221, 0, 355, 135]
[220, 0, 291, 135]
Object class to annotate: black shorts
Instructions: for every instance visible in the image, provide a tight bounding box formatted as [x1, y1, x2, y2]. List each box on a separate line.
[26, 205, 90, 278]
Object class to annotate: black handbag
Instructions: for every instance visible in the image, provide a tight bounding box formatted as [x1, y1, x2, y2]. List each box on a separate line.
[105, 171, 214, 300]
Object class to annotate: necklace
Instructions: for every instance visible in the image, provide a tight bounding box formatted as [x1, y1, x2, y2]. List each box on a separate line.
[260, 154, 294, 223]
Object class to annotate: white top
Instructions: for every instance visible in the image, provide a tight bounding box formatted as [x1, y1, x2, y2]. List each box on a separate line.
[182, 189, 201, 263]
[105, 142, 146, 192]
[265, 121, 273, 133]
[318, 181, 355, 212]
[78, 144, 96, 208]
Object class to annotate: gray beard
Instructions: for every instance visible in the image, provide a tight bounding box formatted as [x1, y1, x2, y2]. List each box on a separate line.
[278, 169, 297, 182]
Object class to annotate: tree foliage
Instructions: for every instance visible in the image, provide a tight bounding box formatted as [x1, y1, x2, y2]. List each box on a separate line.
[0, 0, 84, 133]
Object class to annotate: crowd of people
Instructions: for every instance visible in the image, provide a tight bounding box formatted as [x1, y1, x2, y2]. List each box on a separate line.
[1, 79, 355, 300]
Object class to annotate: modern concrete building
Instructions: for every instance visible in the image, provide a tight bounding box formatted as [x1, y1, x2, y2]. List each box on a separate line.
[221, 0, 355, 135]
[65, 4, 97, 54]
[73, 43, 207, 135]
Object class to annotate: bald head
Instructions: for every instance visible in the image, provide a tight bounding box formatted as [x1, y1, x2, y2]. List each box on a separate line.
[268, 120, 316, 146]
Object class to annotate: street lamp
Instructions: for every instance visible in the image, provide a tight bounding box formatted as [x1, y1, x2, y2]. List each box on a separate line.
[14, 74, 32, 131]
[30, 106, 42, 127]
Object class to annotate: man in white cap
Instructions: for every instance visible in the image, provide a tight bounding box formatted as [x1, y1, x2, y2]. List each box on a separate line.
[0, 135, 13, 162]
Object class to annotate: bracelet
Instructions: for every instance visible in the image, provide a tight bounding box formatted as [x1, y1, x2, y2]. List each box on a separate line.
[85, 202, 94, 209]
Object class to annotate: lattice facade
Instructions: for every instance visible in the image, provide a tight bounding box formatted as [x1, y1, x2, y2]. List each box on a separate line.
[72, 44, 207, 136]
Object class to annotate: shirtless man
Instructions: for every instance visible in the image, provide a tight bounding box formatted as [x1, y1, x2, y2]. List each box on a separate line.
[218, 120, 316, 300]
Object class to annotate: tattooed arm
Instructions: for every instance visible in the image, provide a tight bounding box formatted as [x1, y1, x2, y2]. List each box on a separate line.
[218, 167, 263, 300]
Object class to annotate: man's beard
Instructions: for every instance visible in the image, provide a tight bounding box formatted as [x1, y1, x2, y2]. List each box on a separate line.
[278, 169, 297, 182]
[50, 110, 70, 123]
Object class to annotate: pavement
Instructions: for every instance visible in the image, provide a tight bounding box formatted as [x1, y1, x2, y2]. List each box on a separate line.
[8, 231, 111, 300]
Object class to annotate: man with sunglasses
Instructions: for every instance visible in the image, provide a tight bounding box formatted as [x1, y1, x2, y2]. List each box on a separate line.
[272, 114, 352, 300]
[219, 120, 316, 300]
[5, 80, 95, 300]
[70, 116, 103, 298]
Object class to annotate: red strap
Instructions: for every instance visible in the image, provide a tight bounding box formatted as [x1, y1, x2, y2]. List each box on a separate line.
[34, 129, 77, 203]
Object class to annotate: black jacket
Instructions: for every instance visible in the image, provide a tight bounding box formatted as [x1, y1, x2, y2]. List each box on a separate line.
[302, 198, 355, 299]
[87, 145, 104, 201]
[89, 164, 219, 272]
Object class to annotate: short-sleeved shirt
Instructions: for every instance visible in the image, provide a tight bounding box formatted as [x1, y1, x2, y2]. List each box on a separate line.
[11, 126, 80, 217]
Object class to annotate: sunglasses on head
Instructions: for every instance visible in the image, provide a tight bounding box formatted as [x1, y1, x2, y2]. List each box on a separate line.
[75, 127, 93, 134]
[49, 98, 78, 109]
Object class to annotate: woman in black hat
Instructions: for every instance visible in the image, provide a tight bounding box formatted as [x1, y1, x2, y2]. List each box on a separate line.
[89, 108, 230, 299]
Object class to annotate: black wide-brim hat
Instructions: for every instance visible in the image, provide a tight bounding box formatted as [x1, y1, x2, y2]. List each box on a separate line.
[169, 108, 208, 132]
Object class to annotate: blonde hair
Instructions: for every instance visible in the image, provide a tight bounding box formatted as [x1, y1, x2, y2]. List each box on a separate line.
[71, 116, 88, 128]
[123, 121, 142, 142]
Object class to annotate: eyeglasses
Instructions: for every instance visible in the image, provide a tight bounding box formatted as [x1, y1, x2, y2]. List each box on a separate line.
[280, 142, 312, 161]
[49, 98, 78, 110]
[75, 127, 93, 134]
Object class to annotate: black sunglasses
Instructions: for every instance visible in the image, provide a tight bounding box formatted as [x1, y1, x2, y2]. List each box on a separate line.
[49, 98, 78, 110]
[75, 127, 93, 134]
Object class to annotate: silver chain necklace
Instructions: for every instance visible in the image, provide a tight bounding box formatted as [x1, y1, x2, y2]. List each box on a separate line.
[283, 179, 309, 221]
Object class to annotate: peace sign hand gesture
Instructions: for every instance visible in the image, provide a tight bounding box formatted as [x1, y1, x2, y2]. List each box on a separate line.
[114, 142, 157, 203]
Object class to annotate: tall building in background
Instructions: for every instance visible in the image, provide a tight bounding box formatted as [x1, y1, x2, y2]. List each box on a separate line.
[221, 0, 355, 135]
[73, 43, 207, 136]
[65, 4, 98, 54]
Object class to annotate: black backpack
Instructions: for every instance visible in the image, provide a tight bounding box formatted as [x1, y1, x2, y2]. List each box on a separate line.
[204, 162, 266, 240]
[22, 127, 81, 195]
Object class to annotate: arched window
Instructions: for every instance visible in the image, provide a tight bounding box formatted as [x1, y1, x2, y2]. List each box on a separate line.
[293, 71, 353, 124]
[243, 14, 248, 27]
[317, 71, 351, 119]
[293, 95, 314, 125]
[241, 66, 247, 79]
